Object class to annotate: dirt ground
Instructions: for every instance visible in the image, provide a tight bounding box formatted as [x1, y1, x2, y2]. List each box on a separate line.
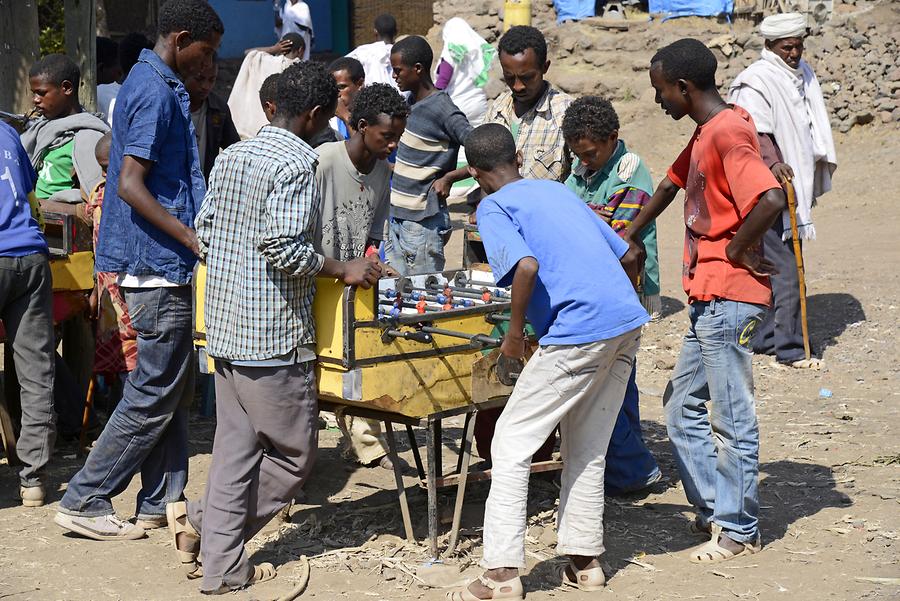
[2, 33, 900, 601]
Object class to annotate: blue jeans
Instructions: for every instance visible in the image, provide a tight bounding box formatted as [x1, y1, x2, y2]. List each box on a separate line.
[663, 299, 766, 543]
[60, 286, 194, 518]
[384, 208, 451, 276]
[605, 364, 661, 495]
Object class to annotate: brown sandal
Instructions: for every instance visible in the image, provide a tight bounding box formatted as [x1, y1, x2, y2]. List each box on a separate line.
[166, 501, 201, 578]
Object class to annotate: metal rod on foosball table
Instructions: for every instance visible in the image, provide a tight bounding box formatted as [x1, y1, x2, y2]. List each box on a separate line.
[419, 326, 501, 348]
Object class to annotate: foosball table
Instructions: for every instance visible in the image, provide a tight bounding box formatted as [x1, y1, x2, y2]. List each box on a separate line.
[194, 265, 551, 557]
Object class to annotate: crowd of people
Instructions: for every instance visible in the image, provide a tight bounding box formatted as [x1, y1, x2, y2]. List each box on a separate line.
[0, 0, 837, 597]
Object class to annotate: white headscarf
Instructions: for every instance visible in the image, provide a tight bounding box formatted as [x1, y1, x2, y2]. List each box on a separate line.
[759, 13, 807, 40]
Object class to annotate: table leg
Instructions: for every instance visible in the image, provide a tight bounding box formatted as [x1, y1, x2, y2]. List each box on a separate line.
[432, 418, 442, 478]
[406, 425, 425, 480]
[384, 421, 415, 543]
[455, 412, 473, 475]
[426, 417, 439, 558]
[445, 409, 477, 557]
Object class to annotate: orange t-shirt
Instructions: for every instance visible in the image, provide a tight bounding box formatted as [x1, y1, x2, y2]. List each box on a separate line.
[667, 105, 780, 306]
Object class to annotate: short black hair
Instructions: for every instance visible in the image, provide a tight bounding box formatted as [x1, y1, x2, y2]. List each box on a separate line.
[119, 32, 153, 76]
[374, 13, 397, 37]
[29, 54, 80, 89]
[328, 56, 365, 82]
[157, 0, 224, 42]
[562, 96, 619, 142]
[650, 38, 717, 90]
[390, 35, 433, 70]
[96, 36, 119, 69]
[350, 83, 409, 128]
[259, 72, 280, 106]
[95, 131, 112, 160]
[281, 32, 306, 52]
[275, 61, 338, 119]
[498, 25, 547, 65]
[465, 123, 515, 171]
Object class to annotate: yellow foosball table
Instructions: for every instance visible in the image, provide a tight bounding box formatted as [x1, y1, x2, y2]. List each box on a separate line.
[194, 265, 551, 556]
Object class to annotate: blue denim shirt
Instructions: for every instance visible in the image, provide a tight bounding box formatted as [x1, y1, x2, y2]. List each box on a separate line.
[95, 49, 206, 284]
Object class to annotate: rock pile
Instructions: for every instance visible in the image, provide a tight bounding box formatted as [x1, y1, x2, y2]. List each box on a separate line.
[429, 0, 899, 132]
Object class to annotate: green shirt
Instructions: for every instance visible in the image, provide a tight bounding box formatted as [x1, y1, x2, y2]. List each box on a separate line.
[35, 139, 75, 199]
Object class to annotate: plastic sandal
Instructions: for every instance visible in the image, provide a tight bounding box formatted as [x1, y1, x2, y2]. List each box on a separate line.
[689, 535, 761, 564]
[166, 501, 201, 577]
[557, 560, 606, 591]
[446, 574, 525, 600]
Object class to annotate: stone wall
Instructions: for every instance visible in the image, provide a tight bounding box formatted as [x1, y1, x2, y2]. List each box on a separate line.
[428, 0, 900, 131]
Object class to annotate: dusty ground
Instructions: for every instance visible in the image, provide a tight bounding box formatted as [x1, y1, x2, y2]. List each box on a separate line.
[2, 26, 900, 601]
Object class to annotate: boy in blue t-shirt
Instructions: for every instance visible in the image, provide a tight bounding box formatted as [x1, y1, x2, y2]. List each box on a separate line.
[0, 121, 56, 508]
[450, 123, 648, 600]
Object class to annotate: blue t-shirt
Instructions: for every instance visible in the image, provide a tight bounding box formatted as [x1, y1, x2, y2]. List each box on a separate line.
[0, 122, 46, 257]
[476, 179, 649, 345]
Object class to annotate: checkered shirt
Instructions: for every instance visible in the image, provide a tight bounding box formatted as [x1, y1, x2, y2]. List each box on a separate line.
[195, 125, 325, 361]
[485, 84, 573, 182]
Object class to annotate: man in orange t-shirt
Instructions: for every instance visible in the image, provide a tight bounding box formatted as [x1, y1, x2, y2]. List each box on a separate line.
[627, 39, 785, 565]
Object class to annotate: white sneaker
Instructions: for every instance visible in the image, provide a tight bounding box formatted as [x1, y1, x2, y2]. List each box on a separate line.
[54, 512, 147, 541]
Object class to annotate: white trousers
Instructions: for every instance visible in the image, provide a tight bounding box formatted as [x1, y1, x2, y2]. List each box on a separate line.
[481, 328, 641, 568]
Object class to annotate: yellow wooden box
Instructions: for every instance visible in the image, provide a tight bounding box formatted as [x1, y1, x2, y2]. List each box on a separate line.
[194, 265, 509, 418]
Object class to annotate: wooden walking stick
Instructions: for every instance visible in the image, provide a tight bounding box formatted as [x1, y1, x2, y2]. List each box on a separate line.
[783, 179, 811, 361]
[79, 376, 95, 453]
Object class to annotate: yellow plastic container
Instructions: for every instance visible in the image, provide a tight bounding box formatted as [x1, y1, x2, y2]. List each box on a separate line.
[503, 0, 532, 31]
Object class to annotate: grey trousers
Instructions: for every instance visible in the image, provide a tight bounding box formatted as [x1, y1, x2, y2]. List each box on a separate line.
[753, 219, 805, 363]
[0, 253, 56, 486]
[188, 360, 318, 592]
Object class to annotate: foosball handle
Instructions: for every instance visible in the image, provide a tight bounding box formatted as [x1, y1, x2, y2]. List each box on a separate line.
[497, 354, 524, 386]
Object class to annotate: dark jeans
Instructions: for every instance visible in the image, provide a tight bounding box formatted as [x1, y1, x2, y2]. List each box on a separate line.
[753, 219, 805, 363]
[605, 364, 661, 495]
[0, 253, 56, 486]
[60, 286, 194, 518]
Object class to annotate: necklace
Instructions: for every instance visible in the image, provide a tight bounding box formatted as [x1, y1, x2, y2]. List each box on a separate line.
[700, 102, 728, 125]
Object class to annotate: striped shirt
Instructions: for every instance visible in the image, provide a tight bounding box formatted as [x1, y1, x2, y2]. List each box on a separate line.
[195, 125, 325, 361]
[390, 91, 472, 220]
[485, 84, 573, 182]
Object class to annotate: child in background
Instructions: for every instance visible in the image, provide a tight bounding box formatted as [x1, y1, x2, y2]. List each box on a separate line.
[259, 72, 280, 122]
[21, 54, 109, 217]
[387, 35, 472, 275]
[563, 95, 662, 496]
[84, 133, 137, 410]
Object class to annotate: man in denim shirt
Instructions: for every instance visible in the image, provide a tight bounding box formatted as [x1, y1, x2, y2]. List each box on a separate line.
[55, 0, 223, 541]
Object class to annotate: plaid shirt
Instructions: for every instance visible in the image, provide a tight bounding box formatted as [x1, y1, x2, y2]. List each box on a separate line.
[195, 125, 325, 361]
[485, 84, 573, 182]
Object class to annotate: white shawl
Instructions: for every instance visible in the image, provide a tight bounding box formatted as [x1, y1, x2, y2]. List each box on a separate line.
[729, 48, 837, 240]
[227, 50, 298, 139]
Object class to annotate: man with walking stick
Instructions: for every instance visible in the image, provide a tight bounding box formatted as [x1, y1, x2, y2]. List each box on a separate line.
[729, 12, 837, 368]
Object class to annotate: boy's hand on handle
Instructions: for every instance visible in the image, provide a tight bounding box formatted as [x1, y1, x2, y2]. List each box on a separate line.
[726, 243, 778, 278]
[771, 162, 794, 183]
[341, 255, 382, 289]
[620, 237, 646, 291]
[501, 330, 526, 360]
